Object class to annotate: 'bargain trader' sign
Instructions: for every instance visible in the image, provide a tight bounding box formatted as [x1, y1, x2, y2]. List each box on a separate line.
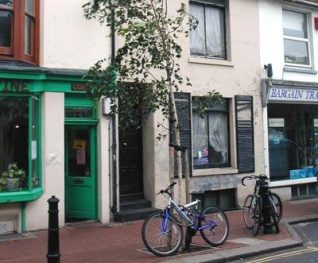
[268, 87, 318, 103]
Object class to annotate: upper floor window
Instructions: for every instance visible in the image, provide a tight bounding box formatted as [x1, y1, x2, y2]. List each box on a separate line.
[190, 0, 226, 59]
[0, 0, 39, 65]
[192, 99, 230, 168]
[283, 9, 311, 67]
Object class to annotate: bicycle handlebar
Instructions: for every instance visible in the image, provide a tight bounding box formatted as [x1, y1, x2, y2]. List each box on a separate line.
[157, 181, 177, 196]
[169, 144, 188, 152]
[241, 174, 268, 186]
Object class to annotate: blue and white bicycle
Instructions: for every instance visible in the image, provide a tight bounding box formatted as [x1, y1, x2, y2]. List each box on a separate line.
[141, 181, 229, 256]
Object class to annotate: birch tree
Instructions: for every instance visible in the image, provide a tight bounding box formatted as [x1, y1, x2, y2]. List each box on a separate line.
[83, 0, 221, 202]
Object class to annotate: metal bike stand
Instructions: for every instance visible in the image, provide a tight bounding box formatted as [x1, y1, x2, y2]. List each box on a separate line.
[259, 181, 276, 234]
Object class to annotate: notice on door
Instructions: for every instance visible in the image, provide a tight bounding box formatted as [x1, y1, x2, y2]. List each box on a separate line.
[73, 139, 86, 150]
[77, 149, 86, 165]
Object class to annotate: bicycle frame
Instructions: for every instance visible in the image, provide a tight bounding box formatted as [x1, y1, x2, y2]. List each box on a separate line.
[142, 181, 229, 256]
[160, 196, 219, 233]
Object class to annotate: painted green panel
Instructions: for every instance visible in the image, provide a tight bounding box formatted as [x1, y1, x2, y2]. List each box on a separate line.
[65, 126, 97, 220]
[0, 188, 43, 203]
[0, 69, 90, 93]
[0, 71, 46, 80]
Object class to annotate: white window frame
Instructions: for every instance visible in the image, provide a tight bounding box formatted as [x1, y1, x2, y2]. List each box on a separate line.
[189, 0, 227, 60]
[192, 98, 230, 169]
[283, 8, 312, 68]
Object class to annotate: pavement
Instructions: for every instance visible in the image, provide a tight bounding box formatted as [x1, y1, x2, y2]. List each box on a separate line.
[0, 198, 318, 263]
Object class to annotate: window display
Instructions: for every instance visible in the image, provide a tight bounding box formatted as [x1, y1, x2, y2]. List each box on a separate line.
[0, 95, 40, 192]
[268, 104, 318, 180]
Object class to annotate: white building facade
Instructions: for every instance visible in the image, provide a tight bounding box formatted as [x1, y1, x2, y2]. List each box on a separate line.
[259, 0, 318, 200]
[0, 0, 112, 233]
[137, 0, 264, 216]
[2, 0, 303, 233]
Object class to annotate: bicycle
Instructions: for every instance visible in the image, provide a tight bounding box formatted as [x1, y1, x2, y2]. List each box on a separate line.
[141, 181, 229, 256]
[241, 174, 282, 235]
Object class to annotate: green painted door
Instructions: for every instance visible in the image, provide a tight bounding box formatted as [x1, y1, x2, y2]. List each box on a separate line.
[65, 125, 97, 220]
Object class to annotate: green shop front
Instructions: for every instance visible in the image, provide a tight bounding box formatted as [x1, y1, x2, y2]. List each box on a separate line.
[0, 67, 110, 234]
[264, 80, 318, 199]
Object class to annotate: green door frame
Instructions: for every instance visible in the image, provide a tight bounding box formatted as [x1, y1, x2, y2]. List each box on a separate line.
[65, 123, 97, 220]
[64, 95, 98, 220]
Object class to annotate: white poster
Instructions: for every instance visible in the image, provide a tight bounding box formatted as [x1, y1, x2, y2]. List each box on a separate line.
[32, 141, 37, 160]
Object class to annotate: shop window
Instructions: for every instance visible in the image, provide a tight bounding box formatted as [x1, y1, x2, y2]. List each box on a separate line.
[192, 99, 230, 168]
[283, 9, 311, 67]
[190, 0, 226, 59]
[0, 95, 40, 194]
[268, 104, 318, 181]
[0, 0, 39, 64]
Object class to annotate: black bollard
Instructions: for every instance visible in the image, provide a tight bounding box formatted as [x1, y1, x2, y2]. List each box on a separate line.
[184, 226, 196, 252]
[47, 196, 61, 263]
[260, 182, 273, 234]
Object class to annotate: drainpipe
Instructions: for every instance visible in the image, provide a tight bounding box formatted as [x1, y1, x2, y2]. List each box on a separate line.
[21, 202, 26, 232]
[110, 1, 118, 217]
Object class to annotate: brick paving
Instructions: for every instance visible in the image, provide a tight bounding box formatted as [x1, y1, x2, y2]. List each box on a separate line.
[0, 198, 317, 263]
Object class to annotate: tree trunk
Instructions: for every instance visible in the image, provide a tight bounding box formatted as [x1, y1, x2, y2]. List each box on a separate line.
[169, 89, 183, 204]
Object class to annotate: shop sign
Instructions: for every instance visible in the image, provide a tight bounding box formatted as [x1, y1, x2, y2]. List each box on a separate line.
[65, 107, 93, 118]
[0, 79, 29, 92]
[268, 87, 318, 103]
[71, 83, 89, 91]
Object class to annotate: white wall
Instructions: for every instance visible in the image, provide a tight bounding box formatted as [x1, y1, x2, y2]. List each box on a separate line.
[259, 0, 318, 82]
[40, 0, 110, 69]
[97, 104, 112, 223]
[259, 0, 318, 200]
[27, 92, 65, 231]
[143, 0, 264, 207]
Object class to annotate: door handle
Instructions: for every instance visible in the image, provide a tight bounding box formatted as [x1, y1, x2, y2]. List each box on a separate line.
[73, 179, 84, 184]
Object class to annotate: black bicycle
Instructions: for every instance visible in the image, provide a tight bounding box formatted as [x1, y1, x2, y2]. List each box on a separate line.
[242, 174, 282, 235]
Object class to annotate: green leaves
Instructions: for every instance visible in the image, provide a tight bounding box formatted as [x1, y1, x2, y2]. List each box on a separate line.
[83, 0, 218, 128]
[1, 163, 26, 179]
[192, 91, 225, 118]
[83, 0, 195, 127]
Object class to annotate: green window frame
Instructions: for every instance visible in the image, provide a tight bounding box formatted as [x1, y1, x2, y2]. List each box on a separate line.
[65, 95, 97, 125]
[0, 93, 42, 203]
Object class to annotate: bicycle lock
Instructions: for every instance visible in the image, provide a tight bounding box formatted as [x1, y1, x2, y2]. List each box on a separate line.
[259, 180, 277, 234]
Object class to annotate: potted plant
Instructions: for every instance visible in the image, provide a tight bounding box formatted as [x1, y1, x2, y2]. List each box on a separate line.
[1, 163, 26, 191]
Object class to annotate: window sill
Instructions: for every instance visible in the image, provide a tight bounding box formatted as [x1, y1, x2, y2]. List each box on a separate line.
[193, 167, 238, 176]
[283, 66, 317, 75]
[269, 177, 317, 188]
[189, 56, 234, 67]
[0, 188, 43, 203]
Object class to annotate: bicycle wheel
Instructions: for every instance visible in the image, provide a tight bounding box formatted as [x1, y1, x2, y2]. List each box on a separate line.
[269, 192, 283, 223]
[199, 207, 229, 246]
[243, 194, 256, 229]
[253, 197, 262, 236]
[142, 211, 183, 256]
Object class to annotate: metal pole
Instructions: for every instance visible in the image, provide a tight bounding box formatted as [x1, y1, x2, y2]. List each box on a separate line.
[183, 149, 193, 251]
[47, 196, 61, 263]
[260, 182, 273, 234]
